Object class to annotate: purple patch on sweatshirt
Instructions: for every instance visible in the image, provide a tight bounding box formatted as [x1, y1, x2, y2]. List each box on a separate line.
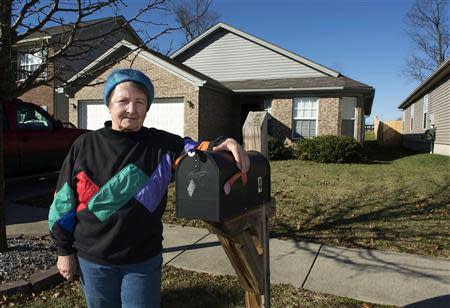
[183, 138, 199, 154]
[135, 153, 172, 213]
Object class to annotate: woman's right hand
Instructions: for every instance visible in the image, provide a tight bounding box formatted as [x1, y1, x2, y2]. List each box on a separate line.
[57, 254, 77, 281]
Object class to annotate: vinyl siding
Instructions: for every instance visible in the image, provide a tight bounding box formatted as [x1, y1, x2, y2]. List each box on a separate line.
[430, 76, 450, 145]
[404, 98, 424, 134]
[402, 74, 450, 153]
[178, 29, 326, 81]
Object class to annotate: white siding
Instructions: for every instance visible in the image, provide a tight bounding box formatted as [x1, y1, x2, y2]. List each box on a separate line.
[179, 30, 326, 81]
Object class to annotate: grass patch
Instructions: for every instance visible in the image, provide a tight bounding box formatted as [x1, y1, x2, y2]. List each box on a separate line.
[365, 131, 376, 141]
[164, 142, 450, 258]
[2, 266, 391, 308]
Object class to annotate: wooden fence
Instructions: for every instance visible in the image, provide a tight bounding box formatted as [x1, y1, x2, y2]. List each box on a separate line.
[374, 116, 403, 145]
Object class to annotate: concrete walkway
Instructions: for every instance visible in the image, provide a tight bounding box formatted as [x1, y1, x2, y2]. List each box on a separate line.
[162, 225, 450, 307]
[4, 178, 450, 307]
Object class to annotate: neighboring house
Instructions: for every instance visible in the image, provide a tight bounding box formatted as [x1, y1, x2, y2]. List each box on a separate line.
[67, 22, 375, 143]
[171, 23, 374, 143]
[398, 58, 450, 156]
[16, 16, 143, 122]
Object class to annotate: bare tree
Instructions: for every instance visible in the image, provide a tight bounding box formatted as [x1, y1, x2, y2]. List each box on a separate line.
[0, 0, 209, 251]
[172, 0, 220, 43]
[404, 0, 449, 82]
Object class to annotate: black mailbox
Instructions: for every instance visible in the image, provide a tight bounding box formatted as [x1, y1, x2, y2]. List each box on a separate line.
[175, 150, 271, 222]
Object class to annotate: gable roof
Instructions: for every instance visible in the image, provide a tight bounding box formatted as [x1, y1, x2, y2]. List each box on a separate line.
[66, 40, 230, 93]
[19, 16, 142, 45]
[171, 22, 340, 78]
[398, 58, 450, 109]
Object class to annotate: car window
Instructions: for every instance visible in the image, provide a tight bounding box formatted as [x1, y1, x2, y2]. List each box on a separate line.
[16, 106, 53, 130]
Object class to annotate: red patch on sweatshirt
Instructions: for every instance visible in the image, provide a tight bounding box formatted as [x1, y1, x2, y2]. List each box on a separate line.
[76, 171, 100, 212]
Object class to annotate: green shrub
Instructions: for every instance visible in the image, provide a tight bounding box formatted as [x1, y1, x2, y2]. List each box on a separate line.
[294, 135, 363, 163]
[268, 136, 293, 160]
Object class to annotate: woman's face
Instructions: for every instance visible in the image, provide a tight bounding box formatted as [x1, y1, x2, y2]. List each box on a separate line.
[108, 82, 148, 132]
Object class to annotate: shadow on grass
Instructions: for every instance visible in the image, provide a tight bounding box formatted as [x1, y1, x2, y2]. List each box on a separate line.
[161, 286, 243, 308]
[270, 177, 450, 255]
[270, 177, 450, 282]
[363, 140, 420, 163]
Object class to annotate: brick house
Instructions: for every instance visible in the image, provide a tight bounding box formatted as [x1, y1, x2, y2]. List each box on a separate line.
[66, 40, 237, 141]
[68, 23, 374, 143]
[399, 58, 450, 156]
[16, 16, 142, 122]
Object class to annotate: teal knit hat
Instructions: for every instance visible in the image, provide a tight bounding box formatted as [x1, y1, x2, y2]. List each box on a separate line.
[103, 69, 154, 110]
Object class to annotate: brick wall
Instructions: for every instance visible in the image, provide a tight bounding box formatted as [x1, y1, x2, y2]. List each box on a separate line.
[257, 96, 353, 142]
[70, 54, 200, 138]
[318, 97, 340, 136]
[18, 47, 55, 115]
[19, 85, 55, 115]
[198, 88, 237, 140]
[270, 98, 293, 141]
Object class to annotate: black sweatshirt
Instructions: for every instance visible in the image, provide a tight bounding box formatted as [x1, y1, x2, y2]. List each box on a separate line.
[49, 125, 220, 265]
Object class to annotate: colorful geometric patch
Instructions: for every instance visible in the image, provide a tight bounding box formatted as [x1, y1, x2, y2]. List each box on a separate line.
[76, 171, 100, 212]
[87, 164, 148, 222]
[48, 183, 75, 230]
[135, 153, 172, 213]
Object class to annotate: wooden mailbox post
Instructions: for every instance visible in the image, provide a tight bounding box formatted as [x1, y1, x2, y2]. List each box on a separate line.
[206, 200, 275, 308]
[176, 111, 273, 307]
[207, 111, 273, 308]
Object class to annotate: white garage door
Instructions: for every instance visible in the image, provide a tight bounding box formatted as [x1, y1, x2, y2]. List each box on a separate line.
[80, 101, 110, 131]
[145, 98, 184, 137]
[79, 98, 184, 136]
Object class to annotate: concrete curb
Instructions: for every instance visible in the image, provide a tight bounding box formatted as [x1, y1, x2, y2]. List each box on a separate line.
[0, 266, 63, 297]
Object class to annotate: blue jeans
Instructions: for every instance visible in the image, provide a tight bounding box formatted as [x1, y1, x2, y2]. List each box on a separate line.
[78, 254, 162, 308]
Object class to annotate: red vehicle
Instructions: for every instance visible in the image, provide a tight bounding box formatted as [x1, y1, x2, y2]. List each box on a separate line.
[3, 100, 88, 177]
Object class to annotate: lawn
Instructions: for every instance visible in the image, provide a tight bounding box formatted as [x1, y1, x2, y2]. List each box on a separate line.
[164, 141, 450, 258]
[4, 266, 391, 308]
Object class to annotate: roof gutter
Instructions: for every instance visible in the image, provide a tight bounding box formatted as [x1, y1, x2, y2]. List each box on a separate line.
[15, 35, 51, 45]
[232, 86, 345, 93]
[231, 86, 376, 93]
[398, 58, 450, 109]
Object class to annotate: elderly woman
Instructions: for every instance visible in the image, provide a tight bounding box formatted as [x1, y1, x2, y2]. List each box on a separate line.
[48, 69, 249, 308]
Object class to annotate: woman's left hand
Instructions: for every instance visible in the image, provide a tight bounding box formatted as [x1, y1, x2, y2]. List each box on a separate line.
[212, 138, 250, 173]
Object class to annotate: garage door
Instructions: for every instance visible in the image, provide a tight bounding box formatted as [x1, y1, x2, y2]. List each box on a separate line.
[145, 98, 184, 137]
[79, 98, 184, 136]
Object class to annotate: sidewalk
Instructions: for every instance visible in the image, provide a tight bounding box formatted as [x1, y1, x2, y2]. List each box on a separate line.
[162, 225, 450, 307]
[6, 199, 449, 307]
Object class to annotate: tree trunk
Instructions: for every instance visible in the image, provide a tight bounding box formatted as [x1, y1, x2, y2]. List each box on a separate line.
[0, 0, 16, 252]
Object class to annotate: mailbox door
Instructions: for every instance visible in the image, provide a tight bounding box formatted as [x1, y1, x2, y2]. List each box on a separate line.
[176, 152, 221, 221]
[219, 151, 271, 220]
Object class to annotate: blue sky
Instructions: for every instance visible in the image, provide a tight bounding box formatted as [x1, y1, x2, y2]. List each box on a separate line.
[104, 0, 423, 123]
[210, 0, 419, 123]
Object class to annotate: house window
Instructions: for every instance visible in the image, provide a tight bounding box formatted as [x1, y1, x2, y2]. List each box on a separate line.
[17, 48, 47, 81]
[341, 97, 357, 137]
[410, 103, 415, 131]
[292, 97, 317, 139]
[423, 94, 429, 129]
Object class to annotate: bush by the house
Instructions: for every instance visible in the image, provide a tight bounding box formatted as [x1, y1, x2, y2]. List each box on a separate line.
[294, 135, 363, 163]
[268, 136, 293, 160]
